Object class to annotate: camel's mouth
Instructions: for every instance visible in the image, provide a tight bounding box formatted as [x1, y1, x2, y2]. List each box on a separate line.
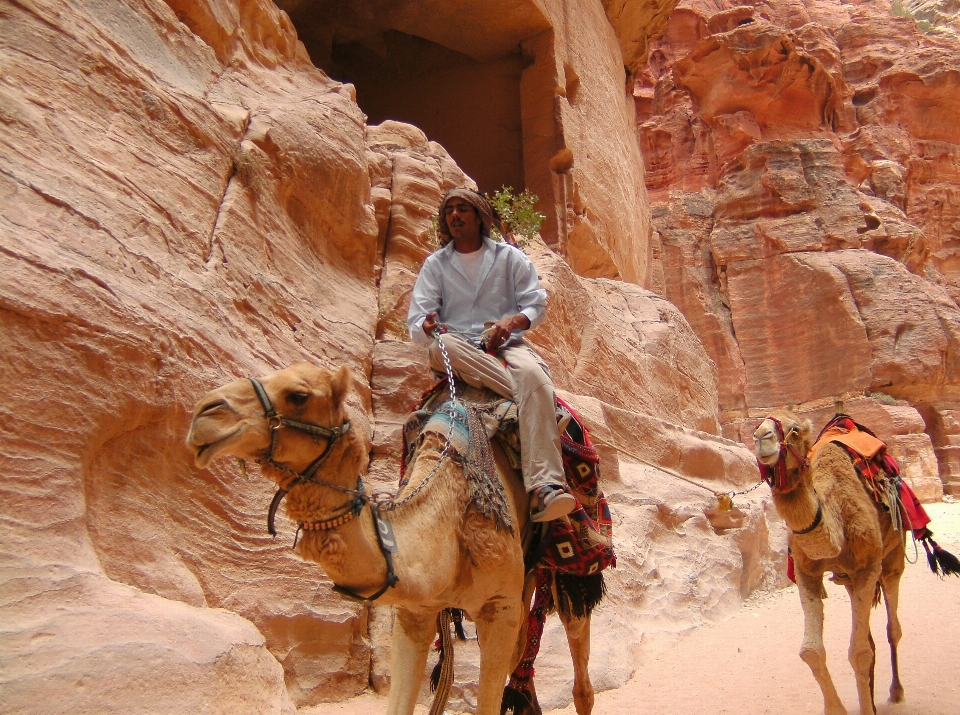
[753, 424, 781, 464]
[189, 424, 245, 468]
[756, 448, 780, 466]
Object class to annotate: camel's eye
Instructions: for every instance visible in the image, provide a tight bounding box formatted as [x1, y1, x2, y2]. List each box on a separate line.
[286, 391, 309, 406]
[200, 399, 225, 415]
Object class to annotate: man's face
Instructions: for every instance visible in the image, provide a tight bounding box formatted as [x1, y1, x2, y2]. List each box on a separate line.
[444, 199, 482, 242]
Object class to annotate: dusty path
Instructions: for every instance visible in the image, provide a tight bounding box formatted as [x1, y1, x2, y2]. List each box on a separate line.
[549, 500, 960, 715]
[304, 501, 960, 715]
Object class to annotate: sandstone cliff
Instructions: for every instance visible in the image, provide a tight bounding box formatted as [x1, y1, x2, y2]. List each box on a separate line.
[1, 0, 953, 713]
[636, 0, 960, 498]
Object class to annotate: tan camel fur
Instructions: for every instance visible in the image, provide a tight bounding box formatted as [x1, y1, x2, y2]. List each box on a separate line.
[187, 363, 594, 715]
[754, 410, 906, 715]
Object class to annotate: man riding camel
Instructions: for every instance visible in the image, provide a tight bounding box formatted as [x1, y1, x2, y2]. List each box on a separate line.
[407, 188, 576, 522]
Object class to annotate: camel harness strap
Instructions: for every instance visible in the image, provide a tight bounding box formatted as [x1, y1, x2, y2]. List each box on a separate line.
[246, 377, 399, 602]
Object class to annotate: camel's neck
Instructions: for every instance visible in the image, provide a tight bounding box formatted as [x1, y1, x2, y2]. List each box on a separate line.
[299, 507, 393, 595]
[288, 432, 472, 604]
[278, 427, 394, 596]
[772, 466, 821, 533]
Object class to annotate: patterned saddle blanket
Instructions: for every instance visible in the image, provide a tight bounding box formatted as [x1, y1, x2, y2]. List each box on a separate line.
[400, 378, 615, 572]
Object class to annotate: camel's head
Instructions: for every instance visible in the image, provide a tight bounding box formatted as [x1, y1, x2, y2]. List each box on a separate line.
[187, 362, 353, 474]
[753, 411, 812, 466]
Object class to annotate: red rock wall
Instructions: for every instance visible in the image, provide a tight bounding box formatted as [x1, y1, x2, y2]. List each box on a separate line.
[1, 0, 376, 710]
[0, 0, 814, 711]
[637, 0, 960, 495]
[532, 0, 656, 285]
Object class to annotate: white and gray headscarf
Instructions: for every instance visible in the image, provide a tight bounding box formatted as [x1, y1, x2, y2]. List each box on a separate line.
[436, 188, 502, 246]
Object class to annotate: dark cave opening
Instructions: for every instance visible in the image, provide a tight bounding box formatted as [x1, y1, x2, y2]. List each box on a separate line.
[328, 31, 526, 196]
[279, 2, 531, 196]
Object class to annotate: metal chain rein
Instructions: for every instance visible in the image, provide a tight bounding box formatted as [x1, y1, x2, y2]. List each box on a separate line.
[375, 330, 460, 513]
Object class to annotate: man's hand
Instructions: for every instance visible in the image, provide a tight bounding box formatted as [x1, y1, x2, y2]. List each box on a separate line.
[484, 313, 530, 352]
[422, 311, 445, 338]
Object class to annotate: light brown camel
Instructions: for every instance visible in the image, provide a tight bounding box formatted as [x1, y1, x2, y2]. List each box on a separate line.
[753, 410, 905, 715]
[186, 362, 595, 715]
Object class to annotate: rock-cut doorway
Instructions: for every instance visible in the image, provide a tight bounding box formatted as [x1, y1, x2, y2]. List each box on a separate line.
[277, 0, 553, 199]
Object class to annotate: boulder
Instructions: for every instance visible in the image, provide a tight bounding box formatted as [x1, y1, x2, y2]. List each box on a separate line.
[1, 566, 294, 715]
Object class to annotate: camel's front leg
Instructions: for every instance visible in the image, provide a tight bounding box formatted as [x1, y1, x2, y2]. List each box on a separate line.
[795, 571, 845, 715]
[847, 573, 880, 715]
[386, 608, 437, 715]
[880, 553, 905, 703]
[473, 597, 524, 715]
[558, 610, 594, 715]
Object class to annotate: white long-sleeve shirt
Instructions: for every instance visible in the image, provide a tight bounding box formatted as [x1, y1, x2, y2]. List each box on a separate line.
[407, 236, 547, 344]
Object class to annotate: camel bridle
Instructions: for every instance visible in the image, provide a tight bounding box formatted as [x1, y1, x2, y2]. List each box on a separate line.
[242, 343, 462, 603]
[756, 417, 811, 494]
[756, 417, 823, 534]
[246, 377, 399, 602]
[248, 377, 353, 483]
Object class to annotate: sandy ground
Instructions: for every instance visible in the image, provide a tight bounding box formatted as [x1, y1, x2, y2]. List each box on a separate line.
[303, 500, 960, 715]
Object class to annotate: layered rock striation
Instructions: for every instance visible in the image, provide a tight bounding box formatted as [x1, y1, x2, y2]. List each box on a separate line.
[636, 0, 960, 495]
[1, 0, 790, 711]
[2, 0, 378, 711]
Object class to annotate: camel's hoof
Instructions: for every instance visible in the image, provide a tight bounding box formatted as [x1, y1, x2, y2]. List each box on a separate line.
[889, 686, 905, 703]
[573, 691, 595, 715]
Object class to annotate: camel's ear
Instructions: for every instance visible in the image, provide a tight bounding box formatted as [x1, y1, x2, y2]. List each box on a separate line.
[800, 418, 813, 439]
[330, 365, 352, 409]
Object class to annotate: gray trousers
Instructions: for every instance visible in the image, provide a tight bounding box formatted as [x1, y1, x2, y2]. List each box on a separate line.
[428, 334, 564, 493]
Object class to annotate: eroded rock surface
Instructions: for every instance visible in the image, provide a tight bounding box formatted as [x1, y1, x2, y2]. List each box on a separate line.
[7, 0, 954, 712]
[2, 0, 376, 710]
[638, 0, 960, 495]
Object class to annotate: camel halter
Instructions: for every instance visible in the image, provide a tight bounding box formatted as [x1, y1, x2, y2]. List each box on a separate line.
[756, 417, 810, 494]
[756, 417, 823, 534]
[247, 377, 399, 602]
[247, 377, 355, 533]
[243, 337, 462, 603]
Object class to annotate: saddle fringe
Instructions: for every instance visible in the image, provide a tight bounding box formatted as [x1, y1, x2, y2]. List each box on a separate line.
[555, 571, 606, 620]
[500, 684, 538, 715]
